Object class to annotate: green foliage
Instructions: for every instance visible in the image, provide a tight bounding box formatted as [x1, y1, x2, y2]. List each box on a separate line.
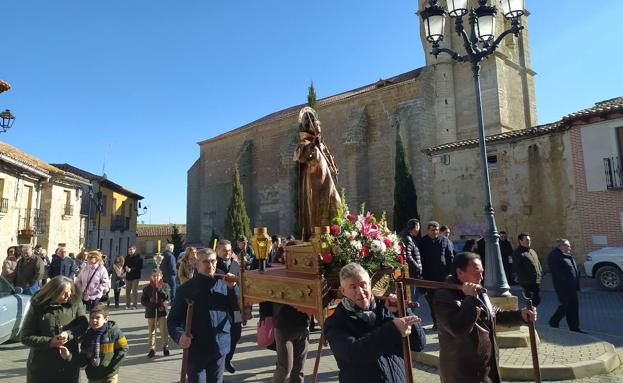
[223, 167, 252, 242]
[169, 225, 185, 257]
[307, 81, 317, 108]
[393, 124, 419, 231]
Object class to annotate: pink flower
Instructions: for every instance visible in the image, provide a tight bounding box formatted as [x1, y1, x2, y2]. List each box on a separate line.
[360, 247, 370, 257]
[347, 214, 357, 222]
[330, 224, 341, 235]
[322, 251, 334, 264]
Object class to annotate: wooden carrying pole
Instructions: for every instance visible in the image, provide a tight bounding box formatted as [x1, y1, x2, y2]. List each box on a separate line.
[402, 277, 487, 293]
[180, 299, 195, 383]
[397, 280, 415, 383]
[525, 297, 542, 383]
[311, 332, 324, 383]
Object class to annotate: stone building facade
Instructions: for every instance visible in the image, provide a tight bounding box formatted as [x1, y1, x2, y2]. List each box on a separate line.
[187, 1, 537, 247]
[0, 141, 88, 254]
[52, 163, 144, 268]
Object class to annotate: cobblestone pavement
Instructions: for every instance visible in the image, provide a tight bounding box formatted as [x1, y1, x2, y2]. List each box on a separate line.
[1, 272, 621, 382]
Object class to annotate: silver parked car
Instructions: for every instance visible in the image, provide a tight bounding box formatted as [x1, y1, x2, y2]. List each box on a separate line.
[0, 275, 32, 343]
[584, 247, 623, 291]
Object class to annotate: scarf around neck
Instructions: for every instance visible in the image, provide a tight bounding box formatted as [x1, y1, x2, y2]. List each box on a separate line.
[341, 296, 377, 326]
[84, 321, 109, 366]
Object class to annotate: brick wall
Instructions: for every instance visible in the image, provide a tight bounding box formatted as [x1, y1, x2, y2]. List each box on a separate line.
[570, 126, 623, 254]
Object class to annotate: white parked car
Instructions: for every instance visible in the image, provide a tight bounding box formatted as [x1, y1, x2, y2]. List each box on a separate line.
[0, 275, 32, 343]
[584, 247, 623, 291]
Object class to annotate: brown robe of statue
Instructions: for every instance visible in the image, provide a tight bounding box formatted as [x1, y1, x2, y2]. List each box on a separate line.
[293, 110, 342, 240]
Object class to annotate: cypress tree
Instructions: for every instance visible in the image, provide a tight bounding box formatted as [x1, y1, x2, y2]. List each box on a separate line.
[223, 167, 252, 242]
[169, 224, 185, 257]
[393, 124, 419, 231]
[307, 81, 317, 108]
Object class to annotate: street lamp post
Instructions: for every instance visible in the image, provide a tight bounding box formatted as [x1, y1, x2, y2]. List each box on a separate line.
[420, 0, 526, 296]
[0, 80, 16, 133]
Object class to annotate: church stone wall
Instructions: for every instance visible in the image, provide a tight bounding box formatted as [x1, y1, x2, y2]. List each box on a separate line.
[429, 131, 583, 265]
[190, 76, 440, 241]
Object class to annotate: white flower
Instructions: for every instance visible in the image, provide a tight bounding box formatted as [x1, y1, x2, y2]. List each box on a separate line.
[344, 231, 352, 240]
[351, 240, 362, 251]
[370, 240, 386, 253]
[393, 243, 401, 253]
[351, 230, 358, 239]
[355, 221, 362, 231]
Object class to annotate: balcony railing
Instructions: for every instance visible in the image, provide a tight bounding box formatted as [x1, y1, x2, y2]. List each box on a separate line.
[63, 204, 74, 217]
[0, 198, 7, 214]
[19, 208, 49, 234]
[604, 156, 623, 189]
[111, 215, 130, 231]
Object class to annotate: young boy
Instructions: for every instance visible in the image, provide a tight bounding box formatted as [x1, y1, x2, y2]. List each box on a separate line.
[141, 268, 170, 358]
[59, 303, 128, 383]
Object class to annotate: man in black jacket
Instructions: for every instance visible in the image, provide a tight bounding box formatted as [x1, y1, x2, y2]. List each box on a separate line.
[513, 232, 543, 306]
[418, 220, 453, 328]
[400, 218, 422, 300]
[124, 246, 143, 309]
[499, 231, 515, 284]
[324, 263, 426, 383]
[167, 248, 237, 383]
[548, 239, 583, 332]
[48, 246, 75, 279]
[216, 239, 242, 374]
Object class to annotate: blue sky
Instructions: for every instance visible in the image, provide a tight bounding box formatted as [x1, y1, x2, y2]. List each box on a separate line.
[2, 1, 621, 224]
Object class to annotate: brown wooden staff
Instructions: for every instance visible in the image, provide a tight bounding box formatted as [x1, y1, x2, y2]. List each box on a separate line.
[397, 280, 415, 383]
[401, 277, 487, 293]
[180, 299, 195, 383]
[525, 295, 542, 383]
[311, 332, 325, 383]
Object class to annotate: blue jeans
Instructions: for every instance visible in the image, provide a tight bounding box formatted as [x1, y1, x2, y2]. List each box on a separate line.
[165, 278, 177, 302]
[25, 282, 40, 295]
[187, 354, 226, 383]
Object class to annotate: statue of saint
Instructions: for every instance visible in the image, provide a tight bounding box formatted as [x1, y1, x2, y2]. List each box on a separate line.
[294, 107, 342, 240]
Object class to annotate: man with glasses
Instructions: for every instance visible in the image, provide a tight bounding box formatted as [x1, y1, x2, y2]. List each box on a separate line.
[48, 245, 75, 279]
[168, 248, 237, 383]
[216, 240, 242, 374]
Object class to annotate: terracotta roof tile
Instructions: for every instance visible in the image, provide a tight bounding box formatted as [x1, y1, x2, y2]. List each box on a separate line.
[198, 68, 423, 145]
[426, 96, 623, 155]
[137, 224, 186, 237]
[0, 141, 87, 184]
[52, 163, 144, 200]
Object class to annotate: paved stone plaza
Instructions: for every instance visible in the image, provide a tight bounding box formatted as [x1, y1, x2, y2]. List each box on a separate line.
[1, 271, 622, 382]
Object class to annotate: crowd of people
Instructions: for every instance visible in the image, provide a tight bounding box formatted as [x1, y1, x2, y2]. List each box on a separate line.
[0, 223, 583, 383]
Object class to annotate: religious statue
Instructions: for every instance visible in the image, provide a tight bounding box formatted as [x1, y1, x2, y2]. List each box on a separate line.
[294, 107, 342, 240]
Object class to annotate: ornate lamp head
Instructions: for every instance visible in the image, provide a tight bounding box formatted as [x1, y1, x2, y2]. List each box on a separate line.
[420, 0, 446, 44]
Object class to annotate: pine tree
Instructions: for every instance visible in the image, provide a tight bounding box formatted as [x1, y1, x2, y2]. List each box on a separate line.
[223, 167, 252, 242]
[393, 124, 419, 231]
[307, 81, 317, 108]
[169, 224, 185, 257]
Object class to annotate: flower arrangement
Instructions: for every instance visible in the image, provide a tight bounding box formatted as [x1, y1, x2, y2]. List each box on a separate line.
[322, 207, 405, 279]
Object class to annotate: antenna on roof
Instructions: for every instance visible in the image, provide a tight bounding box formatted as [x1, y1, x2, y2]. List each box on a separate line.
[100, 142, 112, 177]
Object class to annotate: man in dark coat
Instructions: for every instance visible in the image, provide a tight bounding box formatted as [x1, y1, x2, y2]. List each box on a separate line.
[400, 218, 422, 301]
[234, 235, 257, 270]
[324, 263, 426, 383]
[548, 239, 583, 332]
[215, 239, 242, 374]
[168, 248, 238, 383]
[49, 246, 75, 279]
[417, 220, 453, 327]
[124, 246, 143, 309]
[434, 252, 536, 383]
[498, 231, 515, 284]
[160, 243, 178, 302]
[512, 232, 543, 306]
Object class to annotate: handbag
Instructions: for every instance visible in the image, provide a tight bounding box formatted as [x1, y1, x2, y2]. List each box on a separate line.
[256, 316, 274, 347]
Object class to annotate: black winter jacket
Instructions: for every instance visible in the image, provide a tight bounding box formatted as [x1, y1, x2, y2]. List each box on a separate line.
[418, 235, 453, 282]
[400, 229, 422, 280]
[324, 298, 426, 383]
